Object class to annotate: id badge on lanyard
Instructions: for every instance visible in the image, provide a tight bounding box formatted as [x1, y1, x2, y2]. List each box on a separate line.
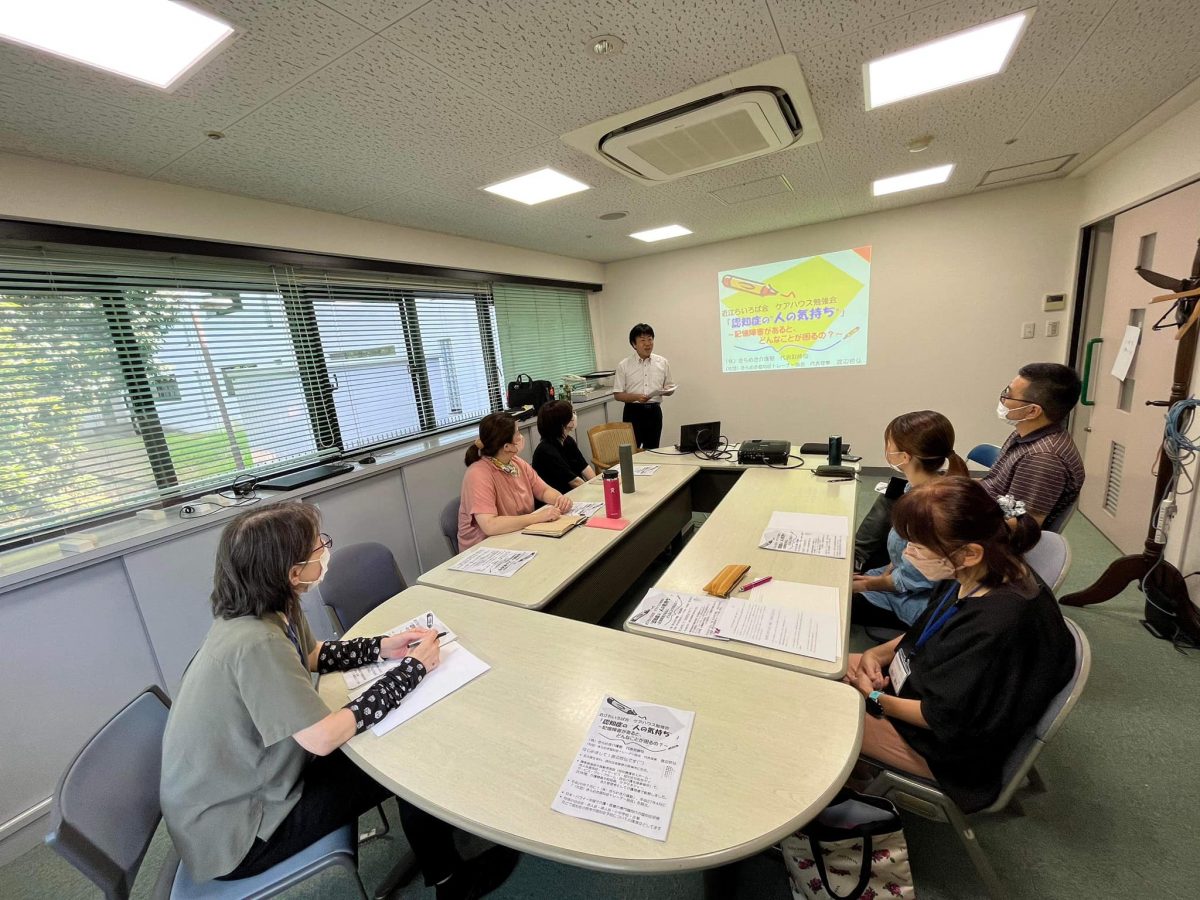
[888, 649, 912, 694]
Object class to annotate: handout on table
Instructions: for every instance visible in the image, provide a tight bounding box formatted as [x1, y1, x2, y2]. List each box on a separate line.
[570, 500, 605, 517]
[552, 696, 694, 841]
[759, 511, 848, 558]
[343, 610, 458, 692]
[449, 547, 536, 577]
[369, 642, 490, 736]
[631, 465, 659, 476]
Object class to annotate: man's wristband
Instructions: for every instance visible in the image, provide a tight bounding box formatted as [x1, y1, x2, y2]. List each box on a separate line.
[866, 690, 886, 719]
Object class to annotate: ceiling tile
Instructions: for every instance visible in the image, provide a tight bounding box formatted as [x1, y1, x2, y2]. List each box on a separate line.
[318, 0, 432, 32]
[380, 0, 784, 132]
[0, 81, 203, 177]
[0, 0, 372, 130]
[156, 36, 557, 212]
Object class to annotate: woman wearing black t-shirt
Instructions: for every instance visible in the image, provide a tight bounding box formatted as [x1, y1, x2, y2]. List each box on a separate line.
[532, 400, 597, 494]
[846, 476, 1075, 812]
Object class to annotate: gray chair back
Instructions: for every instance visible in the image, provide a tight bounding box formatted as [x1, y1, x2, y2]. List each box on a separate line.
[322, 542, 406, 632]
[1043, 496, 1079, 534]
[1023, 531, 1071, 592]
[45, 685, 171, 900]
[991, 617, 1091, 810]
[441, 497, 460, 556]
[967, 443, 1001, 468]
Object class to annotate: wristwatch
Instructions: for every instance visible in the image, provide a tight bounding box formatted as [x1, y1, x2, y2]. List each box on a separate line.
[866, 690, 886, 719]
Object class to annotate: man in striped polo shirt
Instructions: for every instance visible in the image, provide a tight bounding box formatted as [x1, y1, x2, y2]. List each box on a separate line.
[982, 362, 1085, 531]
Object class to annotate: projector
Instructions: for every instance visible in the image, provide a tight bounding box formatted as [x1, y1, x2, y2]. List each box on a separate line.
[737, 439, 792, 465]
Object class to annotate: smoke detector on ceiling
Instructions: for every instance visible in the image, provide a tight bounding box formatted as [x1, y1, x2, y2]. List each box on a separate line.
[562, 54, 820, 184]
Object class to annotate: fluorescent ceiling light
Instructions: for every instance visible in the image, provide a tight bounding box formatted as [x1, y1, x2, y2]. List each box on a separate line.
[483, 168, 590, 205]
[873, 164, 954, 196]
[629, 225, 692, 243]
[864, 10, 1031, 109]
[0, 0, 234, 90]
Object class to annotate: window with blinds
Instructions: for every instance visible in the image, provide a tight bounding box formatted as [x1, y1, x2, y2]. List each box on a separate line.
[492, 283, 596, 390]
[0, 245, 518, 546]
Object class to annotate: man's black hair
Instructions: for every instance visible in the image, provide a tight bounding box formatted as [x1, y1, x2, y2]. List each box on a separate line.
[1018, 362, 1082, 423]
[629, 323, 654, 346]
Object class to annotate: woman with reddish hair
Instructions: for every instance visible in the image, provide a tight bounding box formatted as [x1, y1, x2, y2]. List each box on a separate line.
[846, 476, 1074, 812]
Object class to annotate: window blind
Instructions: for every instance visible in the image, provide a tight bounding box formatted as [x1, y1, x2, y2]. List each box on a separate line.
[491, 283, 597, 393]
[0, 245, 505, 546]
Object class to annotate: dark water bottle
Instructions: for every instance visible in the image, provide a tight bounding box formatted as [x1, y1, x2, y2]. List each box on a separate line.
[828, 435, 843, 466]
[603, 470, 622, 518]
[618, 443, 635, 494]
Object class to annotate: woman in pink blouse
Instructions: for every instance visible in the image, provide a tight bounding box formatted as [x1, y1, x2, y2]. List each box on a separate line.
[457, 413, 573, 551]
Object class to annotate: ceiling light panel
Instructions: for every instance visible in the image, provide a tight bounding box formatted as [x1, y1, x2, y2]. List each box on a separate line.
[0, 0, 235, 90]
[865, 10, 1032, 109]
[630, 225, 692, 243]
[483, 168, 590, 205]
[873, 164, 954, 196]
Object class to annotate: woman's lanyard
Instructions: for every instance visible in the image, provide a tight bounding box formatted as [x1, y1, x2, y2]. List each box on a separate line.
[284, 619, 307, 670]
[914, 583, 983, 651]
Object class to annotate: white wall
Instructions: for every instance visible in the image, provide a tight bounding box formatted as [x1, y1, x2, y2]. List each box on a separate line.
[597, 179, 1084, 467]
[0, 152, 604, 286]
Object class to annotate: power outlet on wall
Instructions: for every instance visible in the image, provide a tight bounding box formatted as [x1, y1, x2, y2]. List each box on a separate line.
[1021, 322, 1036, 339]
[1046, 320, 1060, 338]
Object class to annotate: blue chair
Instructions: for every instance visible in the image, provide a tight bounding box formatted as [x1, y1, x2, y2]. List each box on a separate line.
[865, 618, 1091, 899]
[45, 686, 368, 899]
[322, 542, 407, 636]
[967, 443, 1002, 468]
[1024, 531, 1071, 591]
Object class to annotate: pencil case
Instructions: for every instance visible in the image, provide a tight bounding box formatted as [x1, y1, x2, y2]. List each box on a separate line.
[704, 563, 751, 598]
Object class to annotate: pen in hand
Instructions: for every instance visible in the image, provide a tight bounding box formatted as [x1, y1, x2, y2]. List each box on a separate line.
[406, 631, 447, 649]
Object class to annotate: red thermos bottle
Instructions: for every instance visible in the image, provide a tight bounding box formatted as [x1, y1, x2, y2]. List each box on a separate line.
[603, 470, 621, 518]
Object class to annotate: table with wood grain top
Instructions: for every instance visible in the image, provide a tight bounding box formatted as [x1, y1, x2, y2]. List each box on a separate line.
[417, 463, 697, 621]
[318, 585, 864, 874]
[626, 466, 858, 679]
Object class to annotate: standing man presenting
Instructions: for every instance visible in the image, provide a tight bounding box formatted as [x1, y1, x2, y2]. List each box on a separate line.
[613, 323, 675, 450]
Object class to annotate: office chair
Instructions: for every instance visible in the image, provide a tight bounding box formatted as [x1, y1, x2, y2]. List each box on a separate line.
[864, 618, 1091, 900]
[587, 421, 636, 470]
[440, 497, 461, 556]
[45, 686, 368, 900]
[966, 443, 1002, 468]
[1042, 496, 1079, 534]
[1024, 531, 1072, 591]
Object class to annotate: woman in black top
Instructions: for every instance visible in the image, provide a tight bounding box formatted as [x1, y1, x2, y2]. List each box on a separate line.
[532, 400, 596, 494]
[846, 477, 1075, 812]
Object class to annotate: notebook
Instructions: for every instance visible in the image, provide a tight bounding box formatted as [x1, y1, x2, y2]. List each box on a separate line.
[521, 515, 585, 538]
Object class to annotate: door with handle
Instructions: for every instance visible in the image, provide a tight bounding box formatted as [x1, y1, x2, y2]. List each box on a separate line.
[1077, 181, 1200, 553]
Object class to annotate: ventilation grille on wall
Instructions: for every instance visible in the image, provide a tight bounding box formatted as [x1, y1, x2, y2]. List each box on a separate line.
[1104, 440, 1125, 515]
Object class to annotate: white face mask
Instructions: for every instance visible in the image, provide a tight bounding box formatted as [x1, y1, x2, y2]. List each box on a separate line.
[298, 547, 331, 588]
[996, 399, 1035, 426]
[903, 545, 958, 581]
[884, 449, 907, 474]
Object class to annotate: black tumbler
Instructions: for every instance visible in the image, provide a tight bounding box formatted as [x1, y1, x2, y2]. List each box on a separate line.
[828, 435, 843, 466]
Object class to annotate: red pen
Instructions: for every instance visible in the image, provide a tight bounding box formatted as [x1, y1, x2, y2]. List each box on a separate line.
[739, 576, 773, 592]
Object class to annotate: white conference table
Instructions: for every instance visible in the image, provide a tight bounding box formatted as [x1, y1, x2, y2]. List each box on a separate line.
[418, 464, 697, 621]
[626, 466, 858, 679]
[318, 585, 863, 875]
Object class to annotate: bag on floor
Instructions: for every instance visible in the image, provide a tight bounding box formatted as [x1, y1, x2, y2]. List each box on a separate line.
[782, 788, 915, 900]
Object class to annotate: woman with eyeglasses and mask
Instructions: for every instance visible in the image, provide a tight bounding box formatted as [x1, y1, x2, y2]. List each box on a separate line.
[458, 411, 572, 551]
[845, 477, 1074, 813]
[532, 400, 596, 495]
[851, 410, 969, 631]
[160, 504, 517, 898]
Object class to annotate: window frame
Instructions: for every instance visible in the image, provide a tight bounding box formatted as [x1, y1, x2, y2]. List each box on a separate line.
[0, 221, 600, 550]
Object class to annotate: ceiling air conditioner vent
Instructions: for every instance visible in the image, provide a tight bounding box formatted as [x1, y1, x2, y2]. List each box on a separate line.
[562, 54, 820, 184]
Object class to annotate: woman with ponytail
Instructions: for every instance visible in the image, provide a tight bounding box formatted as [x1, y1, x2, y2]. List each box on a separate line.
[852, 410, 971, 629]
[845, 476, 1074, 813]
[458, 412, 572, 551]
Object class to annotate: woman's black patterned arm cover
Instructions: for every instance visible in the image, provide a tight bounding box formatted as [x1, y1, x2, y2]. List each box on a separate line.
[316, 636, 383, 674]
[344, 658, 427, 733]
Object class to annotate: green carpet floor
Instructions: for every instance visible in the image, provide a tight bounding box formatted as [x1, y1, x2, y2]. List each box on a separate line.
[4, 479, 1196, 899]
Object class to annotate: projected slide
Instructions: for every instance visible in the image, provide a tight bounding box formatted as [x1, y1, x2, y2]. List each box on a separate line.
[718, 246, 870, 373]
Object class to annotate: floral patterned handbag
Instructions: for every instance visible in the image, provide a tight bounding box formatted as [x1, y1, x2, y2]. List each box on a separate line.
[782, 788, 916, 900]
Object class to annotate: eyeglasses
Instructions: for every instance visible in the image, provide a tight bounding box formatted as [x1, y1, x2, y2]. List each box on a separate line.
[316, 532, 333, 552]
[999, 387, 1036, 405]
